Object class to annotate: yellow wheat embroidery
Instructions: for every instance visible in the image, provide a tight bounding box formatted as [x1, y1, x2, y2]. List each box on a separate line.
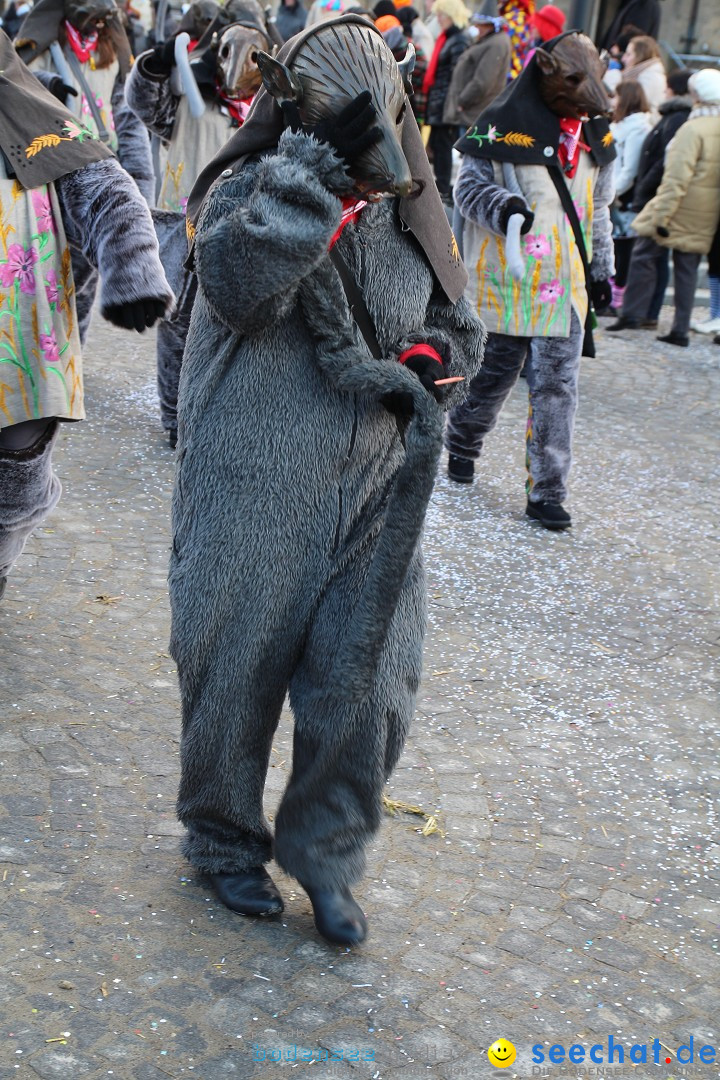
[11, 180, 23, 202]
[498, 131, 535, 148]
[186, 218, 196, 243]
[553, 225, 562, 278]
[487, 285, 502, 327]
[512, 276, 521, 334]
[26, 134, 63, 157]
[602, 131, 614, 147]
[450, 231, 460, 262]
[163, 161, 185, 208]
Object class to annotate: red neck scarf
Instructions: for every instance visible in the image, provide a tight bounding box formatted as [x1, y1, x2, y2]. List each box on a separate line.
[558, 117, 588, 178]
[64, 20, 99, 64]
[217, 86, 254, 126]
[422, 31, 447, 96]
[329, 198, 368, 249]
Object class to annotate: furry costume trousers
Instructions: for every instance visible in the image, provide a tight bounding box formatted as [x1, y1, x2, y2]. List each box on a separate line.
[172, 535, 424, 890]
[0, 420, 61, 578]
[445, 311, 583, 504]
[156, 276, 197, 436]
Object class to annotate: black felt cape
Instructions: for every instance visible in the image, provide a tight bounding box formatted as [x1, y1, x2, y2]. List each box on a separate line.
[455, 32, 616, 171]
[186, 13, 468, 304]
[0, 28, 113, 189]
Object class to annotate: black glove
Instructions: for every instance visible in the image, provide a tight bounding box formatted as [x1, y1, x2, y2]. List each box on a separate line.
[104, 299, 167, 333]
[657, 225, 670, 238]
[145, 38, 177, 76]
[499, 196, 534, 235]
[309, 91, 382, 168]
[590, 279, 612, 311]
[46, 76, 78, 103]
[381, 351, 447, 417]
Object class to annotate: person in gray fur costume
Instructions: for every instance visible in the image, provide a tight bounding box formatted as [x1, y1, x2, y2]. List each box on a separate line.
[171, 15, 485, 945]
[125, 4, 276, 447]
[446, 32, 616, 531]
[0, 34, 173, 601]
[16, 0, 157, 342]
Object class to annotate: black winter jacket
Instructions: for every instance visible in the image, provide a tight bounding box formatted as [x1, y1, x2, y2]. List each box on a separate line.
[600, 0, 660, 51]
[426, 25, 469, 128]
[632, 95, 693, 212]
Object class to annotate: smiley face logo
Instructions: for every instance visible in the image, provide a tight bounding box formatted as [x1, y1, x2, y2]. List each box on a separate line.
[488, 1039, 517, 1068]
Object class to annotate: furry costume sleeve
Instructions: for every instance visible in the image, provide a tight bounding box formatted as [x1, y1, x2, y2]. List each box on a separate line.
[398, 286, 487, 410]
[195, 128, 352, 334]
[589, 160, 615, 282]
[454, 155, 524, 236]
[111, 77, 156, 204]
[56, 157, 174, 318]
[124, 52, 179, 143]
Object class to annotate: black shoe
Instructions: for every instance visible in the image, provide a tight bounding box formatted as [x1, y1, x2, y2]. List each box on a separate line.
[0, 576, 6, 602]
[210, 867, 284, 916]
[714, 334, 720, 346]
[606, 317, 640, 332]
[639, 319, 658, 330]
[167, 429, 178, 450]
[526, 499, 571, 531]
[657, 332, 689, 348]
[303, 885, 368, 946]
[447, 454, 474, 484]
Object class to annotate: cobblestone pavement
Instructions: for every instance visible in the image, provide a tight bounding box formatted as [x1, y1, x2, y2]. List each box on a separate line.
[1, 309, 719, 1080]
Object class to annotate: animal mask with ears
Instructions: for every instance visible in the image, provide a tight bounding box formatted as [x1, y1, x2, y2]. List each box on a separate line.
[256, 20, 416, 197]
[535, 32, 611, 120]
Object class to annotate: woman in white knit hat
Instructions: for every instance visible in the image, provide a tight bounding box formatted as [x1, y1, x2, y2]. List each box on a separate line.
[631, 67, 720, 346]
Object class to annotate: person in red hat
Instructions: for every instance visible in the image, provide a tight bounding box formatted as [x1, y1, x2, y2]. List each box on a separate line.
[530, 3, 565, 42]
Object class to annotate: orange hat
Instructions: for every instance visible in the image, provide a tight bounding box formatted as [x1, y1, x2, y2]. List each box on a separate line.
[393, 0, 413, 7]
[375, 13, 401, 31]
[530, 3, 565, 42]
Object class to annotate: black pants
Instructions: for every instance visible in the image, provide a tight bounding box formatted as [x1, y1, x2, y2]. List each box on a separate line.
[429, 125, 457, 196]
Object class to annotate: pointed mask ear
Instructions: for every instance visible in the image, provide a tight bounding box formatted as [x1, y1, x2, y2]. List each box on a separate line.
[256, 51, 303, 103]
[535, 47, 559, 76]
[397, 41, 416, 94]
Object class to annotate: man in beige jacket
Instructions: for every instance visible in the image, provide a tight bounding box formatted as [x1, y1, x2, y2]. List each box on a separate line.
[631, 68, 720, 346]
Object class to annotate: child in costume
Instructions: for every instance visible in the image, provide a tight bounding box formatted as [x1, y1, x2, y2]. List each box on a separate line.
[15, 0, 156, 339]
[170, 15, 485, 945]
[0, 32, 173, 599]
[125, 3, 275, 447]
[445, 31, 616, 530]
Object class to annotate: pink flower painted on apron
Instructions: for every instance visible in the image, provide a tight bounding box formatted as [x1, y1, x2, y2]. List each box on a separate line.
[524, 234, 551, 259]
[45, 269, 59, 306]
[538, 279, 565, 304]
[39, 330, 60, 364]
[0, 244, 39, 294]
[31, 190, 56, 235]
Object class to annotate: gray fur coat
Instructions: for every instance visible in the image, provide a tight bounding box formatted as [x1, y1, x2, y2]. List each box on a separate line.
[171, 130, 485, 700]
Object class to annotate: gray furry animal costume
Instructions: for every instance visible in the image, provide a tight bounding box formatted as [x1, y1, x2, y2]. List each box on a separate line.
[0, 32, 173, 596]
[170, 16, 484, 934]
[16, 0, 156, 341]
[445, 32, 616, 529]
[125, 5, 275, 445]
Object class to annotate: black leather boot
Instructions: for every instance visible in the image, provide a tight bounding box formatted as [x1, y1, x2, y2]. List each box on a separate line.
[303, 885, 367, 946]
[447, 454, 474, 484]
[526, 499, 571, 531]
[210, 867, 284, 916]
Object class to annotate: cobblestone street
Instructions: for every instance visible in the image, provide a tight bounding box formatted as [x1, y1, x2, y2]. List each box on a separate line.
[1, 310, 718, 1080]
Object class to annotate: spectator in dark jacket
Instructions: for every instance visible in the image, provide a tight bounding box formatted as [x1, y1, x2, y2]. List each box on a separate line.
[275, 0, 307, 41]
[379, 15, 428, 122]
[600, 0, 660, 52]
[607, 68, 693, 332]
[423, 0, 469, 200]
[443, 13, 510, 131]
